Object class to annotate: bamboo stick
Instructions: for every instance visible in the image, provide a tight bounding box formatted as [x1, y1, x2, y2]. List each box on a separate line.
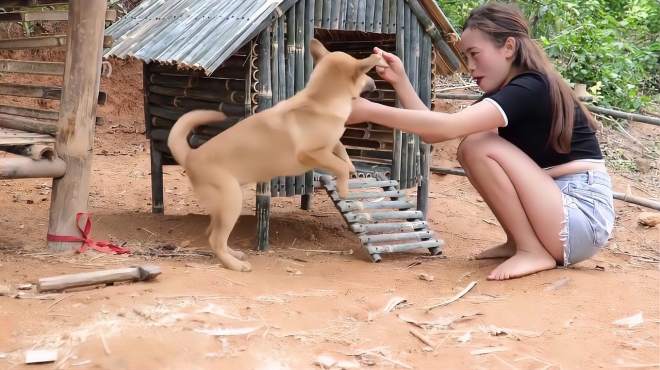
[360, 230, 433, 244]
[48, 0, 106, 252]
[351, 220, 427, 233]
[338, 0, 347, 30]
[149, 73, 244, 91]
[409, 18, 420, 189]
[143, 63, 162, 213]
[3, 143, 54, 160]
[148, 85, 244, 104]
[0, 83, 106, 105]
[0, 104, 58, 120]
[0, 35, 112, 49]
[399, 3, 411, 189]
[367, 240, 441, 255]
[257, 27, 273, 251]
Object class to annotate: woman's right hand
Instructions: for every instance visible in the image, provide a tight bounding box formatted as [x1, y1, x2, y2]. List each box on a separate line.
[373, 47, 407, 87]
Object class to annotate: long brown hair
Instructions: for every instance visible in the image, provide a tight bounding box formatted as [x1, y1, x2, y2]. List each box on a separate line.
[463, 3, 595, 153]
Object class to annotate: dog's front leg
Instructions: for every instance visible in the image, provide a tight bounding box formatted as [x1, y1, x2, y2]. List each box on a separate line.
[298, 148, 351, 198]
[332, 142, 356, 174]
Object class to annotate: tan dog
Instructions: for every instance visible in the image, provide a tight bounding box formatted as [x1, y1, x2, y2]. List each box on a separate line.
[167, 39, 387, 272]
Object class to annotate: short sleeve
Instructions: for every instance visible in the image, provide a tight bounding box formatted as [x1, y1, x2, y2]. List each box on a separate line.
[486, 73, 548, 128]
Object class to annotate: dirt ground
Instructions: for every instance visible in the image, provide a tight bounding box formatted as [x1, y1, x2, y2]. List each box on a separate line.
[0, 59, 658, 370]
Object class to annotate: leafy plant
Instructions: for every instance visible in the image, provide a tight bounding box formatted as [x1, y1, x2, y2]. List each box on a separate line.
[438, 0, 659, 112]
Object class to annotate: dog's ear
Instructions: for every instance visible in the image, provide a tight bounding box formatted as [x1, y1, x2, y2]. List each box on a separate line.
[310, 38, 329, 64]
[357, 53, 389, 74]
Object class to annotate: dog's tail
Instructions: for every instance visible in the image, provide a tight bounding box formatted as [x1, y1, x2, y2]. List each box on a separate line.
[167, 110, 227, 165]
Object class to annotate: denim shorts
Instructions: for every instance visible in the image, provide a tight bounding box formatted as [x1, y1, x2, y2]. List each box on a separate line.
[554, 170, 615, 266]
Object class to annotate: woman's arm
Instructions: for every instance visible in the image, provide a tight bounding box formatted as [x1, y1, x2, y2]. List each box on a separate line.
[348, 98, 505, 143]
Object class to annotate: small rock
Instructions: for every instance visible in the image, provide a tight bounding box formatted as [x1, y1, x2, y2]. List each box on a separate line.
[634, 158, 652, 173]
[180, 240, 191, 248]
[638, 212, 660, 227]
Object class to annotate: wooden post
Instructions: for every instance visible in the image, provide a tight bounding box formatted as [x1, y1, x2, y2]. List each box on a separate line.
[314, 0, 323, 27]
[302, 0, 315, 210]
[143, 63, 164, 214]
[48, 0, 107, 252]
[256, 30, 273, 252]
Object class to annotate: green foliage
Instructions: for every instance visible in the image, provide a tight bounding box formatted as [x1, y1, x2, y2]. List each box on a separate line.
[438, 0, 659, 111]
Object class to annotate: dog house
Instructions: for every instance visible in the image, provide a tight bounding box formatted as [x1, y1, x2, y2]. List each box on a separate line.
[105, 0, 465, 253]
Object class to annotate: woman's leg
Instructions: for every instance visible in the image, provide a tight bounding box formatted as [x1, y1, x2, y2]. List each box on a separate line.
[456, 132, 564, 280]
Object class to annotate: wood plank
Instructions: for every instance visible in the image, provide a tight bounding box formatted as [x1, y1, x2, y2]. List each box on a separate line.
[0, 9, 116, 22]
[0, 34, 112, 49]
[0, 83, 107, 105]
[0, 59, 64, 75]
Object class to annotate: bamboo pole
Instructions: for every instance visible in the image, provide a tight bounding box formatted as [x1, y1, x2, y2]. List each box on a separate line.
[374, 0, 383, 33]
[357, 0, 366, 31]
[338, 0, 347, 30]
[365, 0, 375, 32]
[404, 0, 460, 71]
[382, 0, 391, 33]
[322, 0, 331, 28]
[0, 59, 64, 75]
[0, 156, 65, 179]
[0, 9, 116, 22]
[314, 0, 323, 27]
[276, 16, 287, 197]
[347, 0, 357, 30]
[270, 19, 282, 197]
[3, 143, 54, 160]
[392, 0, 405, 184]
[330, 0, 339, 29]
[143, 63, 163, 213]
[417, 32, 432, 216]
[408, 16, 420, 189]
[302, 0, 315, 209]
[285, 6, 296, 197]
[294, 0, 306, 195]
[399, 3, 411, 189]
[257, 28, 273, 251]
[48, 0, 106, 252]
[0, 112, 57, 135]
[389, 0, 398, 32]
[0, 104, 60, 121]
[435, 93, 660, 127]
[430, 166, 660, 211]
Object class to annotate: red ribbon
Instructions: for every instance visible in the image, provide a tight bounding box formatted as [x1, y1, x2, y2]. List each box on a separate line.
[47, 212, 130, 255]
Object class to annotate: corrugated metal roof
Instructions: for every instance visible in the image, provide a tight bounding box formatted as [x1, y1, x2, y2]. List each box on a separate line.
[104, 0, 287, 73]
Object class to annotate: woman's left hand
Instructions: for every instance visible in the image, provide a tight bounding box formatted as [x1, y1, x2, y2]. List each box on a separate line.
[346, 97, 374, 125]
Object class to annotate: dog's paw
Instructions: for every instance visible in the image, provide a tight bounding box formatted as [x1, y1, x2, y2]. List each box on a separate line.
[218, 253, 252, 272]
[228, 248, 247, 261]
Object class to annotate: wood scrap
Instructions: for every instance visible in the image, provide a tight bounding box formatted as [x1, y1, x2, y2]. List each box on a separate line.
[409, 328, 436, 347]
[613, 312, 644, 328]
[426, 281, 478, 312]
[471, 346, 508, 356]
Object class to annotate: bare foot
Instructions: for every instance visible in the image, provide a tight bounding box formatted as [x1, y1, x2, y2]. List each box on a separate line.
[487, 250, 556, 280]
[473, 241, 516, 260]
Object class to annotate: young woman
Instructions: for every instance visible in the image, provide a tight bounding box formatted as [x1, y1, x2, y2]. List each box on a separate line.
[347, 3, 615, 280]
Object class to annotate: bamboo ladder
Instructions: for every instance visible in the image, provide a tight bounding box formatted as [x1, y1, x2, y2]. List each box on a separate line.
[0, 0, 113, 251]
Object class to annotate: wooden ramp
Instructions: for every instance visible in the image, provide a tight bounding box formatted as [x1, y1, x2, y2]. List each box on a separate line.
[320, 175, 443, 262]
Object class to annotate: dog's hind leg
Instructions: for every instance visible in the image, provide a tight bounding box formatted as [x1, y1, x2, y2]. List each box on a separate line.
[202, 176, 252, 272]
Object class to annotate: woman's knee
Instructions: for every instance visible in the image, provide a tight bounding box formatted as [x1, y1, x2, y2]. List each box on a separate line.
[457, 132, 499, 165]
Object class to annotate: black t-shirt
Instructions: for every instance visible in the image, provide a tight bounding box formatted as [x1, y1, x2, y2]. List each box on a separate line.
[479, 71, 603, 168]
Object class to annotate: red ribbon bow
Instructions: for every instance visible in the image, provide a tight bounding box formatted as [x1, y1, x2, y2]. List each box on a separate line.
[47, 212, 130, 254]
